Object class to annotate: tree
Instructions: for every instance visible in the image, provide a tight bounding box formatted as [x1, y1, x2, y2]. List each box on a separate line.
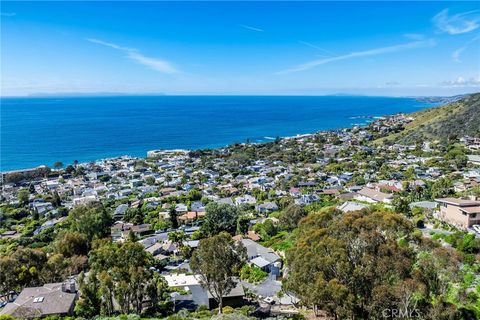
[431, 177, 453, 199]
[202, 202, 239, 236]
[146, 176, 156, 185]
[68, 202, 112, 243]
[286, 209, 417, 319]
[236, 215, 250, 235]
[65, 165, 75, 174]
[87, 239, 168, 315]
[53, 161, 63, 169]
[55, 231, 88, 257]
[75, 271, 101, 318]
[168, 231, 186, 254]
[169, 204, 179, 229]
[187, 189, 202, 201]
[17, 189, 29, 206]
[392, 194, 412, 216]
[190, 232, 246, 313]
[52, 191, 62, 207]
[0, 248, 47, 293]
[279, 204, 306, 231]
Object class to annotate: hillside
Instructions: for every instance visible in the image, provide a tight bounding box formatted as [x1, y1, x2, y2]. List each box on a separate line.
[376, 93, 480, 144]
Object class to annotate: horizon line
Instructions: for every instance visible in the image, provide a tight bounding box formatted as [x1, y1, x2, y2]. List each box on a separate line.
[1, 92, 478, 99]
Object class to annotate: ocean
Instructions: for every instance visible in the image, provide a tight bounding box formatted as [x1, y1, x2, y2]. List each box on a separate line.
[1, 95, 434, 171]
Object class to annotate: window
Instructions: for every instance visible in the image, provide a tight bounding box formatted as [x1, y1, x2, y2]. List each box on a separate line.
[33, 297, 44, 303]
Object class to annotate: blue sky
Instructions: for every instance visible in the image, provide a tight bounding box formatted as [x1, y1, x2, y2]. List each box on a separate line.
[1, 1, 479, 96]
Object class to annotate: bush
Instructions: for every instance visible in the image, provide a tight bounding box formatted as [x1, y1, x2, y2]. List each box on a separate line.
[240, 264, 268, 284]
[222, 306, 235, 314]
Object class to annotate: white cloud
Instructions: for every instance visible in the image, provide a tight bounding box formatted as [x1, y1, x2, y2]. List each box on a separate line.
[441, 76, 480, 87]
[1, 12, 16, 17]
[433, 9, 480, 35]
[239, 24, 264, 32]
[452, 35, 480, 63]
[276, 39, 436, 75]
[86, 38, 178, 74]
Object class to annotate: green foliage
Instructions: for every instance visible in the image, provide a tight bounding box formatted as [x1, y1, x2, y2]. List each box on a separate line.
[377, 93, 480, 144]
[17, 189, 29, 206]
[279, 205, 306, 231]
[190, 232, 247, 313]
[201, 203, 239, 236]
[85, 239, 169, 315]
[240, 264, 268, 284]
[54, 231, 88, 257]
[286, 208, 429, 319]
[68, 202, 112, 243]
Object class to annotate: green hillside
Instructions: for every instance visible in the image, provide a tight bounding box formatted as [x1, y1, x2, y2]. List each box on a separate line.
[377, 93, 480, 144]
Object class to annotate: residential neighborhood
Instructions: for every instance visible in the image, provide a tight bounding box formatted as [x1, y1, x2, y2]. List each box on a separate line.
[1, 110, 480, 319]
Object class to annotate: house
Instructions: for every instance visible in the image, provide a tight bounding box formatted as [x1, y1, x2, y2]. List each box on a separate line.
[0, 280, 78, 318]
[235, 195, 257, 206]
[337, 201, 368, 213]
[72, 195, 97, 206]
[216, 197, 234, 206]
[190, 201, 206, 212]
[178, 211, 206, 223]
[467, 155, 480, 165]
[175, 203, 188, 213]
[256, 202, 279, 213]
[32, 202, 54, 215]
[113, 204, 128, 220]
[0, 230, 19, 239]
[435, 197, 480, 228]
[163, 274, 245, 310]
[240, 239, 281, 277]
[246, 230, 261, 241]
[130, 224, 153, 237]
[294, 194, 320, 205]
[354, 187, 392, 203]
[409, 201, 438, 212]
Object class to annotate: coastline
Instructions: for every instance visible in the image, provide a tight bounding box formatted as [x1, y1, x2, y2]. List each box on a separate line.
[1, 112, 396, 174]
[1, 95, 438, 172]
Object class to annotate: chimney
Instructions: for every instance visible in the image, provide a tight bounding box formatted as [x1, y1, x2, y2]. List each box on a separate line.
[61, 282, 66, 292]
[69, 282, 76, 293]
[469, 195, 477, 201]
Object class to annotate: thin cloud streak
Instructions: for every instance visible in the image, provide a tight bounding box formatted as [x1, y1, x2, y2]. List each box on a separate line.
[433, 9, 480, 35]
[86, 38, 178, 74]
[239, 24, 264, 32]
[1, 12, 16, 17]
[452, 35, 480, 63]
[298, 41, 336, 56]
[276, 39, 436, 75]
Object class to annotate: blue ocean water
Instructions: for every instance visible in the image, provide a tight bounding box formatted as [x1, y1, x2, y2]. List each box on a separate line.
[1, 96, 434, 171]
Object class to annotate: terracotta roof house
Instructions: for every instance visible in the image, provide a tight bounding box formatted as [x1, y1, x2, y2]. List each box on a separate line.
[247, 231, 261, 241]
[178, 211, 206, 222]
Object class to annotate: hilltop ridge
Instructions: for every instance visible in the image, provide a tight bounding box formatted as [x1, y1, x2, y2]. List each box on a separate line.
[377, 92, 480, 144]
